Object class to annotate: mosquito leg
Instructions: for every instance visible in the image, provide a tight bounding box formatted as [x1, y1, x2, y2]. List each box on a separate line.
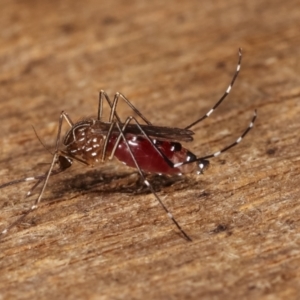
[25, 111, 73, 211]
[113, 121, 192, 241]
[97, 90, 120, 121]
[24, 162, 73, 198]
[110, 92, 152, 125]
[97, 90, 104, 120]
[0, 111, 75, 191]
[62, 111, 74, 127]
[185, 48, 242, 130]
[1, 111, 73, 236]
[25, 178, 44, 197]
[100, 121, 118, 162]
[101, 118, 186, 238]
[1, 156, 60, 236]
[98, 90, 152, 125]
[0, 176, 40, 189]
[175, 110, 257, 170]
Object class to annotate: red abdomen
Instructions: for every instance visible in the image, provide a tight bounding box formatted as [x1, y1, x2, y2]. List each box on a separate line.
[108, 134, 196, 175]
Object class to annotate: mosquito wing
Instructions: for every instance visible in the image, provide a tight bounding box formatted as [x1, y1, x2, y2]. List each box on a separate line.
[93, 121, 194, 142]
[129, 124, 194, 142]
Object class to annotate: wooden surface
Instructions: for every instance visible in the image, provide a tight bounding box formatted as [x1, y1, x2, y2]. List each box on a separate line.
[1, 0, 300, 299]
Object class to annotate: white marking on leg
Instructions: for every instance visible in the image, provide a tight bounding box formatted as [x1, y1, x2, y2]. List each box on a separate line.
[237, 64, 241, 71]
[167, 212, 173, 219]
[236, 137, 242, 143]
[25, 177, 36, 181]
[214, 151, 221, 157]
[226, 85, 232, 94]
[206, 108, 214, 117]
[144, 180, 150, 187]
[174, 162, 183, 168]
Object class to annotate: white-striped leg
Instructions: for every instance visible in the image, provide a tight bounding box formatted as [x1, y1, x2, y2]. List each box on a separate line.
[175, 110, 257, 169]
[0, 158, 73, 199]
[1, 112, 74, 236]
[0, 111, 74, 194]
[98, 90, 152, 125]
[0, 175, 43, 190]
[185, 48, 242, 130]
[113, 121, 192, 241]
[109, 92, 153, 125]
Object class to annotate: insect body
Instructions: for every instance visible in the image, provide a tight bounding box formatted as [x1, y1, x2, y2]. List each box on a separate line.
[0, 49, 256, 241]
[64, 119, 197, 175]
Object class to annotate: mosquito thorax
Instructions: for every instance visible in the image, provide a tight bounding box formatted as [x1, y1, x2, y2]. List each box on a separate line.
[63, 119, 106, 164]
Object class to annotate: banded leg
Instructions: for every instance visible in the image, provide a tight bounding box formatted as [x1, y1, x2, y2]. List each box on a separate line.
[110, 118, 192, 241]
[175, 110, 257, 171]
[185, 48, 242, 129]
[1, 112, 74, 236]
[98, 90, 152, 125]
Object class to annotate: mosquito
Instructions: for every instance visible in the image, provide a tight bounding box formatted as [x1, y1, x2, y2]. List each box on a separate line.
[0, 49, 256, 241]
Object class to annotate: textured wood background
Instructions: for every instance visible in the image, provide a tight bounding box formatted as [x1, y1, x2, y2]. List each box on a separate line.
[1, 0, 300, 299]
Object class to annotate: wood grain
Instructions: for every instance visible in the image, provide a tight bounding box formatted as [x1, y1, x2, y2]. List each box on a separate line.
[1, 0, 300, 299]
